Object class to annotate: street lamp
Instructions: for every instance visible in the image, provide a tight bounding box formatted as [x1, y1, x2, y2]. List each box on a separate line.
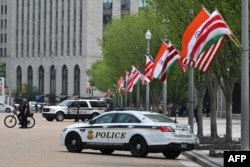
[145, 30, 151, 111]
[88, 79, 95, 96]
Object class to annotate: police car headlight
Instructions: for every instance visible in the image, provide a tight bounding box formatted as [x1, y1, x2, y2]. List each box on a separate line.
[62, 128, 68, 132]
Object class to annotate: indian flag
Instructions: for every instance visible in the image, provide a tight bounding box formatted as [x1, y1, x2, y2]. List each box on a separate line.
[151, 41, 168, 79]
[180, 8, 210, 60]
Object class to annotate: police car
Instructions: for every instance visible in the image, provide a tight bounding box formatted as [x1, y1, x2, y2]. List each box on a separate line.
[42, 99, 107, 121]
[60, 110, 199, 159]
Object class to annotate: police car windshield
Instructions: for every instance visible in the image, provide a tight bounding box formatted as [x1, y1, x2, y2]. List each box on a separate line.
[58, 100, 72, 107]
[144, 114, 175, 123]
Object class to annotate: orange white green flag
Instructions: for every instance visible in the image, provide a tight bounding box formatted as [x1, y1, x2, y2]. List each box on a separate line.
[190, 10, 231, 61]
[151, 41, 168, 79]
[179, 8, 210, 60]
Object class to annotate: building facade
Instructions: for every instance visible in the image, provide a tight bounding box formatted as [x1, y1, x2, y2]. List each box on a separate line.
[0, 0, 145, 103]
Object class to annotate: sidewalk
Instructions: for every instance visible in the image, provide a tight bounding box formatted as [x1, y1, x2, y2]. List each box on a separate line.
[175, 115, 241, 167]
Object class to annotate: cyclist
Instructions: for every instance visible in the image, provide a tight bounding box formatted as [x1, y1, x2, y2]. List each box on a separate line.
[19, 98, 30, 128]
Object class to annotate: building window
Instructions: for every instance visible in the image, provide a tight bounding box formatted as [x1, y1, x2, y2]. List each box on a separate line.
[62, 65, 68, 95]
[2, 63, 6, 78]
[17, 66, 22, 87]
[103, 0, 112, 28]
[138, 0, 147, 10]
[27, 66, 33, 86]
[50, 65, 56, 94]
[39, 66, 44, 93]
[74, 65, 80, 95]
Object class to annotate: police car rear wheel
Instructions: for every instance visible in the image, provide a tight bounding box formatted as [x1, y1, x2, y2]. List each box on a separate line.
[100, 149, 115, 155]
[129, 136, 148, 157]
[162, 151, 181, 159]
[65, 132, 83, 152]
[55, 112, 64, 121]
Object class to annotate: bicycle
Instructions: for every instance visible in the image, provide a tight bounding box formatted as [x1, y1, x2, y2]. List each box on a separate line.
[4, 110, 35, 128]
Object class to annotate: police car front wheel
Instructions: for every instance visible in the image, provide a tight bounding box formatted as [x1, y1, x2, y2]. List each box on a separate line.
[129, 136, 148, 157]
[65, 132, 83, 152]
[55, 112, 64, 121]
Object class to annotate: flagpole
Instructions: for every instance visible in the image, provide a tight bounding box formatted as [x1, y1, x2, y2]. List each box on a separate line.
[241, 0, 249, 150]
[145, 30, 152, 111]
[162, 19, 169, 116]
[188, 8, 194, 132]
[137, 81, 140, 110]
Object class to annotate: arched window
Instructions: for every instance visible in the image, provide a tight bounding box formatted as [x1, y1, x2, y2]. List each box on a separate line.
[27, 66, 33, 86]
[17, 66, 22, 87]
[39, 66, 44, 93]
[62, 65, 68, 94]
[74, 65, 80, 95]
[50, 65, 56, 94]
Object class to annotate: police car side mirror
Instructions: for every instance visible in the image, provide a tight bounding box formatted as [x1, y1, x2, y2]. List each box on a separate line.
[89, 119, 94, 124]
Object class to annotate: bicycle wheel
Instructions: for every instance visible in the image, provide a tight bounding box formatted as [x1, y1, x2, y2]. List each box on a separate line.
[27, 116, 35, 128]
[4, 115, 17, 128]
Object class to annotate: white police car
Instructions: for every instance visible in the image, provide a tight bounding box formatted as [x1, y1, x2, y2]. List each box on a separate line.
[60, 110, 199, 159]
[42, 99, 107, 121]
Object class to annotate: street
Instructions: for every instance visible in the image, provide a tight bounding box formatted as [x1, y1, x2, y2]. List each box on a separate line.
[0, 113, 201, 167]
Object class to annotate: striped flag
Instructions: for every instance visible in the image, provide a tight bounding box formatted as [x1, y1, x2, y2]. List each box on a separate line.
[126, 66, 142, 92]
[190, 10, 231, 61]
[144, 55, 154, 83]
[181, 36, 225, 72]
[160, 42, 180, 82]
[178, 58, 188, 73]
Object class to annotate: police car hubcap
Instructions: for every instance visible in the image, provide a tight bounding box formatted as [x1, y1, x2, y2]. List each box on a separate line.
[136, 144, 141, 150]
[71, 140, 77, 146]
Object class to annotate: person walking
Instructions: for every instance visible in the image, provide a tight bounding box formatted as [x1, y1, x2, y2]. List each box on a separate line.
[19, 98, 29, 128]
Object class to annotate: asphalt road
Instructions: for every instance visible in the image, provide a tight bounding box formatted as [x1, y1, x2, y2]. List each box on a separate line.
[0, 113, 201, 167]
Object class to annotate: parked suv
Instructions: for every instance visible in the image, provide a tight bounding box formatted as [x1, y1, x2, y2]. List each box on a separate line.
[42, 99, 107, 121]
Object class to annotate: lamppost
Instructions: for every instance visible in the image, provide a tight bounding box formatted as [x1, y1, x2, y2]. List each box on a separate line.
[145, 30, 151, 111]
[89, 79, 95, 96]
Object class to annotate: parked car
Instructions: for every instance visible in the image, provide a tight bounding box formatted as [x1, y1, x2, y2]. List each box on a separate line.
[0, 102, 15, 113]
[42, 99, 107, 122]
[60, 110, 199, 159]
[29, 101, 41, 112]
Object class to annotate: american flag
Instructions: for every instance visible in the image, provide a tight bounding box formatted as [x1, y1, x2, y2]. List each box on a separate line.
[178, 36, 225, 73]
[144, 55, 154, 83]
[126, 66, 142, 92]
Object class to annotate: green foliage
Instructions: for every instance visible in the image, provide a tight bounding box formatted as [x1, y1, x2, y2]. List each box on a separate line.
[89, 0, 243, 107]
[11, 84, 42, 102]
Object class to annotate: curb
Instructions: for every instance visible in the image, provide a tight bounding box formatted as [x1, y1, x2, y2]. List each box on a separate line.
[182, 150, 223, 167]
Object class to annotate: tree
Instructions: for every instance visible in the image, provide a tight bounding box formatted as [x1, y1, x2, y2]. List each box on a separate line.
[146, 0, 242, 142]
[89, 10, 188, 109]
[11, 84, 42, 102]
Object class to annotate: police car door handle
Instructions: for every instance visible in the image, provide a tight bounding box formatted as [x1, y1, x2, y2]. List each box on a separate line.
[128, 125, 134, 128]
[103, 125, 109, 128]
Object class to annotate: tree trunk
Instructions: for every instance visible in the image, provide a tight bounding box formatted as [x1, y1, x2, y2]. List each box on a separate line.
[210, 90, 218, 139]
[205, 73, 219, 139]
[195, 86, 206, 138]
[225, 95, 233, 143]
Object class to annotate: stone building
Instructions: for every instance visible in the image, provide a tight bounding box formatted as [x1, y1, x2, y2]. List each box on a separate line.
[0, 0, 145, 103]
